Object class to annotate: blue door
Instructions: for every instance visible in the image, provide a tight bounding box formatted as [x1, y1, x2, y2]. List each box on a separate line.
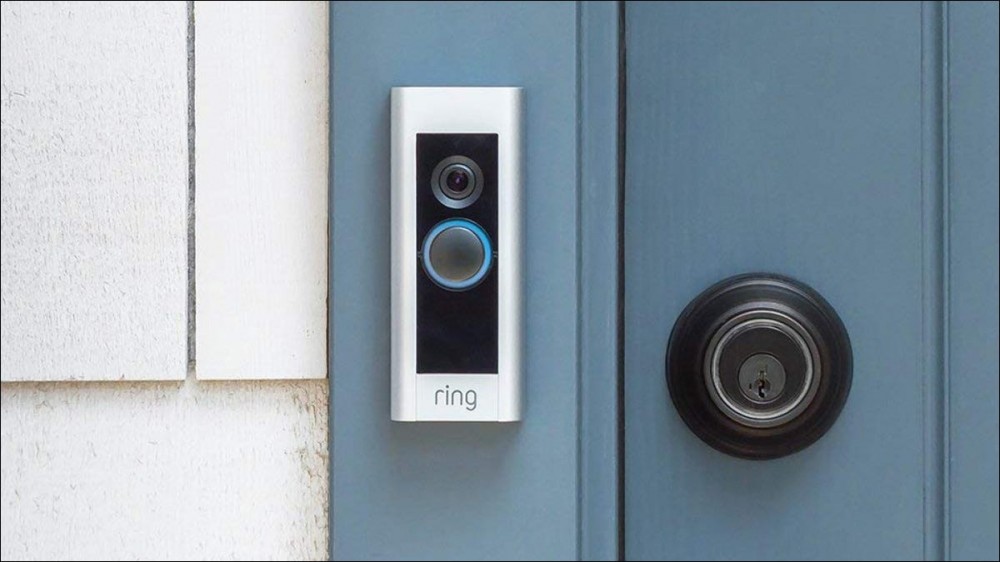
[330, 2, 998, 559]
[624, 2, 998, 560]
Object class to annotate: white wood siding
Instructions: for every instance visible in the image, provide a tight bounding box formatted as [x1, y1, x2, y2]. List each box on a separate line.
[0, 2, 330, 559]
[0, 380, 329, 560]
[0, 1, 189, 381]
[194, 1, 329, 380]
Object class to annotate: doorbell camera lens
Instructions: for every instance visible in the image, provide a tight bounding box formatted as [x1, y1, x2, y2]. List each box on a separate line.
[444, 166, 472, 197]
[431, 155, 483, 209]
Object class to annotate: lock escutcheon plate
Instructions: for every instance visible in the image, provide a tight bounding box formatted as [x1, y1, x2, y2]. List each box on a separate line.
[666, 273, 853, 460]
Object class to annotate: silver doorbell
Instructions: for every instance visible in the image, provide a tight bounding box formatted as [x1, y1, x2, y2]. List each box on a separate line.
[391, 87, 523, 422]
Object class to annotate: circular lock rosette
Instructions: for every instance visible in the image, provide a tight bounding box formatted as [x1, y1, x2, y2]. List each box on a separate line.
[666, 273, 852, 460]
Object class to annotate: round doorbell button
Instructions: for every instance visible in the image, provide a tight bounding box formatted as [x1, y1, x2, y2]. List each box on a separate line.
[421, 219, 492, 291]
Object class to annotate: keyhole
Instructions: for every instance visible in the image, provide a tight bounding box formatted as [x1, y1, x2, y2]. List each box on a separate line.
[751, 365, 771, 399]
[737, 353, 787, 404]
[755, 375, 770, 399]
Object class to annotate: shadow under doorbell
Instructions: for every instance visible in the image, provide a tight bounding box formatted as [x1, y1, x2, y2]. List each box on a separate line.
[391, 87, 523, 422]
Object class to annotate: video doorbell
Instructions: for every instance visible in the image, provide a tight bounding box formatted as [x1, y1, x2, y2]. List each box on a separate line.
[391, 87, 523, 422]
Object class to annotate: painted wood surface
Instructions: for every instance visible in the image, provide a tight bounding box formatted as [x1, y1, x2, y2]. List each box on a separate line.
[0, 1, 188, 381]
[1, 3, 331, 560]
[0, 379, 329, 560]
[194, 1, 328, 380]
[577, 3, 621, 560]
[625, 2, 936, 559]
[947, 2, 1000, 559]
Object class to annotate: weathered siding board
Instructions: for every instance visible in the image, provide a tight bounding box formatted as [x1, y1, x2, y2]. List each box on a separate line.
[0, 1, 188, 381]
[1, 3, 331, 560]
[194, 1, 329, 380]
[0, 380, 329, 560]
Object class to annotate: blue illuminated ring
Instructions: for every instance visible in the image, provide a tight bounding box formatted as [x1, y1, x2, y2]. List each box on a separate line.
[421, 218, 493, 291]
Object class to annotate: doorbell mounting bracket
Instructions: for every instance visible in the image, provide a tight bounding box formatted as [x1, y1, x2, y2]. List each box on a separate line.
[391, 87, 523, 422]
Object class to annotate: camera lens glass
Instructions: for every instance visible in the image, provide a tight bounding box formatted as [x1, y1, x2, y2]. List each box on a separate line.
[431, 156, 484, 209]
[442, 165, 474, 198]
[446, 168, 471, 194]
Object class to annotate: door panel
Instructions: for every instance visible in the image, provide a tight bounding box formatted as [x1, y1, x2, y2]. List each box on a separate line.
[947, 3, 1000, 560]
[625, 2, 931, 559]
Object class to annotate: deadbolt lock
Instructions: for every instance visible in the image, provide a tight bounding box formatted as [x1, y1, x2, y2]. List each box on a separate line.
[666, 273, 852, 460]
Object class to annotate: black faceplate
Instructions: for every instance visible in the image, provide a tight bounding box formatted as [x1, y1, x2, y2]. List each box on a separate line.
[416, 134, 499, 374]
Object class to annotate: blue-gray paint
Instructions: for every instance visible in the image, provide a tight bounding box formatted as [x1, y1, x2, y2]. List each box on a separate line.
[947, 2, 999, 560]
[920, 3, 946, 558]
[329, 2, 619, 559]
[625, 2, 931, 559]
[577, 2, 620, 560]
